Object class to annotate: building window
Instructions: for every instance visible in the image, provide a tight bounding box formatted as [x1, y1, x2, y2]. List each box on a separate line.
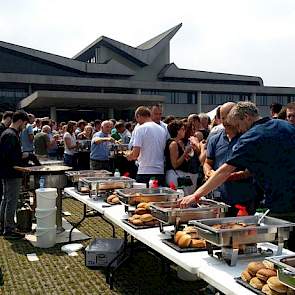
[256, 95, 288, 106]
[202, 93, 244, 105]
[141, 90, 194, 104]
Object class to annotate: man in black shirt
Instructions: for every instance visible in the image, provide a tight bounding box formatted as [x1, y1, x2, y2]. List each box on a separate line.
[0, 110, 29, 239]
[0, 111, 13, 206]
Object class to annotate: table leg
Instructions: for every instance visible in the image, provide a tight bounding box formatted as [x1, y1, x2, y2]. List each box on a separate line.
[100, 215, 116, 238]
[69, 204, 87, 242]
[56, 188, 65, 233]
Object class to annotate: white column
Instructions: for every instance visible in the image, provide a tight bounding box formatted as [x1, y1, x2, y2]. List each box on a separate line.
[197, 91, 202, 113]
[251, 93, 257, 104]
[50, 106, 57, 121]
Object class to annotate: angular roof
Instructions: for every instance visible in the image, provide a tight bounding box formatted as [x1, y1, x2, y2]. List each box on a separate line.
[158, 63, 263, 85]
[73, 24, 182, 66]
[0, 40, 135, 76]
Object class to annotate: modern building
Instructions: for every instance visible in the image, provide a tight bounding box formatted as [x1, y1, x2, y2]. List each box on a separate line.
[0, 23, 294, 121]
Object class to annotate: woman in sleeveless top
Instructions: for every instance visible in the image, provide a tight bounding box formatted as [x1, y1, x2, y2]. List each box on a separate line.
[165, 120, 199, 195]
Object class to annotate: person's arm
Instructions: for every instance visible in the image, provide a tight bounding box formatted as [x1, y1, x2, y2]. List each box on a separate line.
[198, 140, 207, 166]
[127, 146, 140, 161]
[179, 163, 236, 208]
[203, 158, 215, 180]
[226, 169, 252, 181]
[169, 141, 188, 169]
[94, 137, 114, 144]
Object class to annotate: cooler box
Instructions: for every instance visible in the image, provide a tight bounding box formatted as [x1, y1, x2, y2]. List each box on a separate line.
[85, 238, 124, 268]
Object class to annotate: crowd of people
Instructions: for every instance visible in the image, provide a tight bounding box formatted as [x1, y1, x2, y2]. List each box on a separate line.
[0, 101, 295, 247]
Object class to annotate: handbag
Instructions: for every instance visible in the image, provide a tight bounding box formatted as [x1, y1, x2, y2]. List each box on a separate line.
[173, 170, 193, 187]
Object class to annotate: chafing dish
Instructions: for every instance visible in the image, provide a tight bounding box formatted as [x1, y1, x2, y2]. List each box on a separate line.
[267, 255, 295, 290]
[150, 199, 229, 225]
[81, 176, 134, 192]
[65, 170, 112, 183]
[116, 187, 179, 206]
[190, 215, 295, 266]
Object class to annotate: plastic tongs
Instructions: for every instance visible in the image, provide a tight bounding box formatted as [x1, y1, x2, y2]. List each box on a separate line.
[258, 209, 270, 225]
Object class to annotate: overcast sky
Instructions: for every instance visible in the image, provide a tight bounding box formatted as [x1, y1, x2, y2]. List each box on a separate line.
[1, 0, 295, 87]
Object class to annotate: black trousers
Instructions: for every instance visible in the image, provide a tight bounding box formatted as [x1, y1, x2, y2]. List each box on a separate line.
[136, 174, 165, 187]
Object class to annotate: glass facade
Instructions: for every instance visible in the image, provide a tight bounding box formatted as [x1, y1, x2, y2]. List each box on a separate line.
[256, 95, 289, 106]
[0, 88, 28, 110]
[142, 90, 195, 104]
[201, 93, 249, 105]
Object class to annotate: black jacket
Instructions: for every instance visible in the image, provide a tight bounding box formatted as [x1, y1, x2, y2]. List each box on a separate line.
[0, 127, 23, 178]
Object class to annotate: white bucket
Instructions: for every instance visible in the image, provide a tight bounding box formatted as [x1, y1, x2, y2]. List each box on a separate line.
[36, 225, 57, 248]
[133, 182, 147, 189]
[35, 188, 57, 209]
[177, 266, 199, 281]
[35, 207, 56, 228]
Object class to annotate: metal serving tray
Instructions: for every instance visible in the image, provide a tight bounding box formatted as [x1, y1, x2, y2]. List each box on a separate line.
[81, 176, 134, 191]
[189, 216, 295, 248]
[266, 255, 295, 290]
[150, 200, 229, 225]
[116, 187, 179, 206]
[65, 170, 111, 182]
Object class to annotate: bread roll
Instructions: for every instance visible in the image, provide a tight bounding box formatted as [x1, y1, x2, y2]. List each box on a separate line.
[267, 276, 288, 293]
[177, 234, 192, 248]
[247, 261, 265, 276]
[144, 220, 157, 226]
[132, 214, 141, 219]
[174, 231, 185, 244]
[249, 277, 264, 290]
[263, 260, 275, 270]
[262, 284, 281, 295]
[183, 226, 198, 238]
[256, 268, 277, 282]
[132, 219, 144, 226]
[241, 270, 252, 282]
[128, 216, 134, 223]
[107, 194, 116, 203]
[137, 202, 148, 209]
[190, 239, 206, 248]
[140, 214, 154, 222]
[110, 196, 120, 204]
[134, 208, 149, 215]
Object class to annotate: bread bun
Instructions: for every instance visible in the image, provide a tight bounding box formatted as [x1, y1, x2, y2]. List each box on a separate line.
[249, 277, 264, 290]
[132, 214, 141, 219]
[110, 196, 120, 204]
[128, 216, 134, 223]
[183, 226, 198, 238]
[262, 284, 281, 295]
[140, 214, 154, 222]
[132, 219, 144, 226]
[256, 268, 277, 282]
[134, 208, 149, 215]
[107, 194, 117, 203]
[267, 276, 288, 293]
[263, 260, 276, 270]
[247, 261, 265, 276]
[137, 202, 148, 209]
[144, 220, 157, 226]
[191, 239, 206, 248]
[178, 234, 192, 248]
[174, 231, 185, 244]
[241, 270, 252, 282]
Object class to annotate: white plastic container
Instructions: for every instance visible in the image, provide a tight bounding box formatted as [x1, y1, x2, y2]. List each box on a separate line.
[133, 182, 147, 189]
[36, 225, 57, 248]
[35, 207, 56, 228]
[35, 188, 57, 209]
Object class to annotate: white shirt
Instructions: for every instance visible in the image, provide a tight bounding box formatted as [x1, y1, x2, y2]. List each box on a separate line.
[133, 121, 166, 174]
[63, 132, 77, 155]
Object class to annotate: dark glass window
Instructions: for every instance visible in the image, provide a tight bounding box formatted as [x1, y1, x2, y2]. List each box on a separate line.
[256, 95, 288, 106]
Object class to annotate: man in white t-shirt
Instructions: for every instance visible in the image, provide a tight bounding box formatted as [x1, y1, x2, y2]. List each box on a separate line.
[127, 106, 166, 186]
[151, 104, 170, 140]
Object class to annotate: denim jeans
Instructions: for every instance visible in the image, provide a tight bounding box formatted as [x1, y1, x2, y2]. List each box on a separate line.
[0, 178, 21, 232]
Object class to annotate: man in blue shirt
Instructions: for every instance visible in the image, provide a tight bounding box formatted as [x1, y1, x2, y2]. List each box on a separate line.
[180, 102, 295, 249]
[204, 102, 257, 216]
[90, 120, 114, 171]
[20, 114, 35, 153]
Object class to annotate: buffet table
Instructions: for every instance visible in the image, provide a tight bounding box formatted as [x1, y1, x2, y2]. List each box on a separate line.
[64, 187, 293, 295]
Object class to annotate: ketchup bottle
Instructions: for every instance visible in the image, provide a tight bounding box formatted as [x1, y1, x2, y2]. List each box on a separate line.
[235, 204, 248, 216]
